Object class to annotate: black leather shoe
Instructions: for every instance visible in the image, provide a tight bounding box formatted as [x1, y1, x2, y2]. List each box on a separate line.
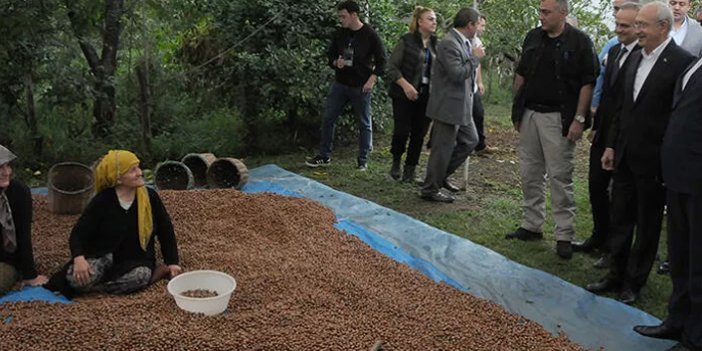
[572, 237, 602, 253]
[556, 241, 573, 259]
[664, 343, 691, 350]
[658, 260, 670, 274]
[633, 323, 682, 341]
[619, 288, 638, 304]
[505, 227, 543, 241]
[443, 180, 461, 193]
[420, 192, 455, 203]
[585, 276, 621, 293]
[390, 159, 401, 180]
[593, 255, 610, 269]
[401, 165, 416, 182]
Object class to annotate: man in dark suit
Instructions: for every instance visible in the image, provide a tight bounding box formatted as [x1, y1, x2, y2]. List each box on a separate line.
[585, 1, 695, 305]
[573, 3, 641, 271]
[420, 7, 484, 203]
[632, 56, 702, 351]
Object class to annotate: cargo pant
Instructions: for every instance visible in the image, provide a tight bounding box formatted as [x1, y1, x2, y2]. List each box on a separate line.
[518, 109, 576, 242]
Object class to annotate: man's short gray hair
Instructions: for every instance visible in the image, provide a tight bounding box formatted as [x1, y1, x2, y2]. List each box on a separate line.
[644, 1, 674, 33]
[555, 0, 570, 12]
[619, 2, 642, 11]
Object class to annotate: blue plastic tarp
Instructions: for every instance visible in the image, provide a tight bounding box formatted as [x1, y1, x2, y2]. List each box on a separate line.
[0, 286, 70, 306]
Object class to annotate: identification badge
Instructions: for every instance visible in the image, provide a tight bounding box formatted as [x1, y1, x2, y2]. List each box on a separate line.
[343, 46, 354, 67]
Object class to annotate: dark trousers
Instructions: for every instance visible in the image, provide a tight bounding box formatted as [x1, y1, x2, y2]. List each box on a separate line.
[608, 157, 666, 292]
[666, 190, 702, 349]
[421, 120, 478, 196]
[473, 93, 486, 151]
[588, 144, 612, 248]
[390, 92, 431, 166]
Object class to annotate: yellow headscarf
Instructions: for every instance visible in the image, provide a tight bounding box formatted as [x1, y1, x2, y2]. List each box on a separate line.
[94, 150, 153, 251]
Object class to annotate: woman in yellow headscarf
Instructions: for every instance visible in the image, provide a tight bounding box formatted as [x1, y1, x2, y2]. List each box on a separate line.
[46, 150, 181, 298]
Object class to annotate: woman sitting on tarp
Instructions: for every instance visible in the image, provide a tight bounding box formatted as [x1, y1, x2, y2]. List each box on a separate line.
[46, 150, 181, 298]
[0, 145, 49, 296]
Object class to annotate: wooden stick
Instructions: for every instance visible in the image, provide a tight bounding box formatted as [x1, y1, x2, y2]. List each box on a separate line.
[462, 156, 471, 190]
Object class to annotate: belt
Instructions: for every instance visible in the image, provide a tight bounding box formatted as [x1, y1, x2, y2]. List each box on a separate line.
[526, 103, 560, 113]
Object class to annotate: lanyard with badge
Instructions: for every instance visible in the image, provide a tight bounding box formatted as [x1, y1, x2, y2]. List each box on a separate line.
[343, 35, 355, 67]
[422, 48, 431, 84]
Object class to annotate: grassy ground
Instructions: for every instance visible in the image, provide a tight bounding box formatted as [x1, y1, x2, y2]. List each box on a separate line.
[243, 103, 671, 319]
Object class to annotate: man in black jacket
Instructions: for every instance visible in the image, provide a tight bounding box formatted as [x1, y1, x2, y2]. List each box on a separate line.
[633, 56, 702, 351]
[573, 2, 641, 265]
[305, 0, 386, 171]
[586, 1, 695, 305]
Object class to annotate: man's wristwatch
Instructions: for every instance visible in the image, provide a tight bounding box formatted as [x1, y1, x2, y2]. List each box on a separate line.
[574, 114, 586, 123]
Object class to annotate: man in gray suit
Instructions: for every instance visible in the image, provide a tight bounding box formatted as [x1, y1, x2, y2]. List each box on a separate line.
[420, 7, 484, 203]
[669, 0, 702, 57]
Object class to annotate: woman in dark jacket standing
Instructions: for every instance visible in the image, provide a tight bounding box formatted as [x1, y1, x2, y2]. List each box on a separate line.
[0, 145, 48, 296]
[386, 6, 438, 181]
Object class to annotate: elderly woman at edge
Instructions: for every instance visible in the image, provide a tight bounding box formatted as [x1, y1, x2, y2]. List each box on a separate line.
[46, 150, 181, 298]
[0, 145, 48, 295]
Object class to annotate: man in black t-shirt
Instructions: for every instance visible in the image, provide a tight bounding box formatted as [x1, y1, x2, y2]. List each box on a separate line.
[505, 0, 598, 260]
[305, 0, 386, 171]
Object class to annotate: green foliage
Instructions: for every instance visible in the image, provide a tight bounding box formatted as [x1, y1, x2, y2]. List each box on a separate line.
[151, 107, 245, 162]
[1, 0, 613, 174]
[173, 0, 334, 153]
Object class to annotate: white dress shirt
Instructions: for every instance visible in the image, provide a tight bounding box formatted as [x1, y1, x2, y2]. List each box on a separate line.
[634, 38, 672, 101]
[670, 17, 689, 46]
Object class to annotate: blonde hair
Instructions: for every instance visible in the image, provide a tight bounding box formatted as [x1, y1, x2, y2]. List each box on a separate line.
[409, 6, 434, 33]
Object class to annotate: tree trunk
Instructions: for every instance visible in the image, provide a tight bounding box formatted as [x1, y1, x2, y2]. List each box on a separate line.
[23, 74, 43, 155]
[135, 61, 153, 153]
[67, 0, 125, 138]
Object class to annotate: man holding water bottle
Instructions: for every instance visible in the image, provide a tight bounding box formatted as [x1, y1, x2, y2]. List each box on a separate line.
[305, 0, 386, 171]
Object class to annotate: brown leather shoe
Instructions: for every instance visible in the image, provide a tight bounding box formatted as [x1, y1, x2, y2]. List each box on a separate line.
[633, 323, 682, 341]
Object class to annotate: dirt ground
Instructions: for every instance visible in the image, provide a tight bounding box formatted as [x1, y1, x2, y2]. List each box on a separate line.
[1, 190, 583, 350]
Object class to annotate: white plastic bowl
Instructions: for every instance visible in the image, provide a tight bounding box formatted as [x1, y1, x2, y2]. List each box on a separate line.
[167, 270, 237, 316]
